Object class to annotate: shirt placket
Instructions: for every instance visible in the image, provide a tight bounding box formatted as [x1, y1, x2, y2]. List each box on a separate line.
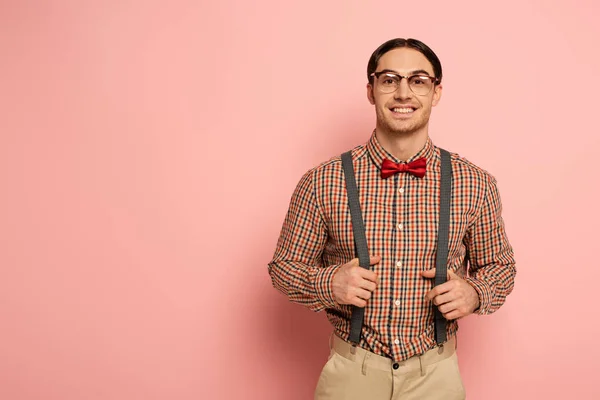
[388, 170, 414, 360]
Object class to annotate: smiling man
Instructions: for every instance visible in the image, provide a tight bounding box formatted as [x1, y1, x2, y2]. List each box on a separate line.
[268, 38, 516, 400]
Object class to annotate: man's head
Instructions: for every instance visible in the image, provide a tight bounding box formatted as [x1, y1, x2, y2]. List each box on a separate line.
[366, 38, 443, 136]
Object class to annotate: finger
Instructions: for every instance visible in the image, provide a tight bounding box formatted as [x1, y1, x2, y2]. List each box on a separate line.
[352, 298, 367, 308]
[425, 282, 453, 301]
[438, 300, 460, 314]
[431, 292, 453, 307]
[358, 268, 378, 283]
[352, 256, 381, 269]
[421, 268, 436, 278]
[425, 288, 434, 301]
[369, 255, 382, 265]
[355, 288, 372, 301]
[443, 309, 462, 321]
[359, 279, 377, 292]
[447, 270, 461, 280]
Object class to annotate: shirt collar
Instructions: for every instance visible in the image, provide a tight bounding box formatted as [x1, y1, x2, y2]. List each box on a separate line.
[366, 130, 436, 171]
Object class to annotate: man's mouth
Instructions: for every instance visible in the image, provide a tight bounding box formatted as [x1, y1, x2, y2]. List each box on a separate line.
[391, 107, 415, 114]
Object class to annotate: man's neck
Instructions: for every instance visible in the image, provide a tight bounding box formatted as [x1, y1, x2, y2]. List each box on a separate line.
[375, 126, 429, 162]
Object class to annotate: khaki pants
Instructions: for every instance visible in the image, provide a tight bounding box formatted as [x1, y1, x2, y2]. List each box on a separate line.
[314, 334, 465, 400]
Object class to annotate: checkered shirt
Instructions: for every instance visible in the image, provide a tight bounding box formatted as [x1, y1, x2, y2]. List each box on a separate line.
[268, 131, 516, 361]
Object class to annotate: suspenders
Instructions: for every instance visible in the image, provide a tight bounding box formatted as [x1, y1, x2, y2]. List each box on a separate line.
[340, 149, 453, 347]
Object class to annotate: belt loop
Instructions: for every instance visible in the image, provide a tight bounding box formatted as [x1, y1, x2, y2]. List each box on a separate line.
[362, 352, 370, 376]
[350, 344, 357, 355]
[329, 332, 334, 350]
[419, 355, 425, 377]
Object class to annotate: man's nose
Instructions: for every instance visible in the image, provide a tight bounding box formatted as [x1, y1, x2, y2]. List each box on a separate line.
[394, 78, 412, 100]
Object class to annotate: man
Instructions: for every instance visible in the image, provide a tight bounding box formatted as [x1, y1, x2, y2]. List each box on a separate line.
[268, 38, 516, 400]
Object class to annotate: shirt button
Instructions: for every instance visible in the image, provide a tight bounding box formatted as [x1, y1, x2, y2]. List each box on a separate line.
[394, 339, 400, 345]
[396, 261, 402, 268]
[398, 187, 405, 194]
[397, 223, 403, 230]
[393, 363, 399, 370]
[394, 300, 400, 306]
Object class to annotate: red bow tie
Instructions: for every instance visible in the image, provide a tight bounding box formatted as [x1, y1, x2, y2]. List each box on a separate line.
[381, 157, 427, 179]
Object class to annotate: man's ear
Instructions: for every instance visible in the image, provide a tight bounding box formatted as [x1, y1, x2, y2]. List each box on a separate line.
[366, 83, 375, 105]
[432, 84, 443, 107]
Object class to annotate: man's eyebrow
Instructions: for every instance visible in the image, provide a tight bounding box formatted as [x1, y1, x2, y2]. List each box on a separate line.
[409, 69, 434, 76]
[375, 68, 435, 76]
[375, 69, 399, 75]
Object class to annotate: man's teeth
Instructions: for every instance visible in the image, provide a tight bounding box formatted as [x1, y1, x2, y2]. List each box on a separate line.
[392, 108, 414, 113]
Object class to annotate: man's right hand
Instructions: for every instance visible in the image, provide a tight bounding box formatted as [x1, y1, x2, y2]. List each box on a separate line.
[331, 256, 381, 307]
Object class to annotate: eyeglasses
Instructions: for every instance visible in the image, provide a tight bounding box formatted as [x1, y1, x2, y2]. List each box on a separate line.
[370, 71, 439, 96]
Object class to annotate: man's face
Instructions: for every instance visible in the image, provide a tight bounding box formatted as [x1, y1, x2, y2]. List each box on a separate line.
[367, 47, 442, 135]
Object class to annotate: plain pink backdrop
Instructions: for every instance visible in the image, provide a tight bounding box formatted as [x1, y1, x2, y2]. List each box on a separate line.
[1, 1, 599, 399]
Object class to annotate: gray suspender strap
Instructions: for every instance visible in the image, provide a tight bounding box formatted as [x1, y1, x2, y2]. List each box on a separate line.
[435, 148, 452, 345]
[341, 148, 453, 347]
[341, 151, 370, 345]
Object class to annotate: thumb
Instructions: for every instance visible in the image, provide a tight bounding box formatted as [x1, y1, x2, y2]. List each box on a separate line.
[447, 270, 461, 280]
[370, 255, 382, 265]
[420, 268, 436, 278]
[351, 256, 381, 268]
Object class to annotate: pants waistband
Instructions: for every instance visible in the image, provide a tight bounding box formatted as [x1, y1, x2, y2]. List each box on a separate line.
[331, 333, 456, 373]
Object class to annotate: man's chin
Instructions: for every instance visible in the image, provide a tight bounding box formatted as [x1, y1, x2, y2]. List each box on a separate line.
[385, 121, 421, 135]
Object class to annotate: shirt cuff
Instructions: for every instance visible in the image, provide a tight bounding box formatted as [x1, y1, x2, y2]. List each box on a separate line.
[314, 265, 341, 309]
[465, 277, 493, 315]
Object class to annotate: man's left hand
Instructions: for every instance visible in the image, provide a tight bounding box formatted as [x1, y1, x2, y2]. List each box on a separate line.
[421, 269, 480, 320]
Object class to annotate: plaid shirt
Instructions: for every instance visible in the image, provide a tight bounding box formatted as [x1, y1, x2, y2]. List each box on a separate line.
[268, 132, 516, 362]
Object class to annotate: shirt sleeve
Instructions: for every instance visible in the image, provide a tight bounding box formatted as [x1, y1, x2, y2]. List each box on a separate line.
[268, 168, 340, 312]
[464, 175, 516, 315]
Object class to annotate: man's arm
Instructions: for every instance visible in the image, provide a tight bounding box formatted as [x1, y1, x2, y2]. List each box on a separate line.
[268, 168, 340, 312]
[464, 175, 516, 315]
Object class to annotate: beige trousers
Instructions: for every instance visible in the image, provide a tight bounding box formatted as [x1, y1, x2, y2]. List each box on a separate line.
[314, 334, 465, 400]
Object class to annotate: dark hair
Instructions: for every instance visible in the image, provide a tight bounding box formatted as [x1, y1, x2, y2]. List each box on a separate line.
[367, 38, 443, 85]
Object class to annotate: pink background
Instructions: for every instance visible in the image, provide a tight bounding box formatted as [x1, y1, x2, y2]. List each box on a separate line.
[1, 1, 599, 399]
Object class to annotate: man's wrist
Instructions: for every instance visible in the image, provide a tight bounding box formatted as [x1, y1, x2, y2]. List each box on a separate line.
[315, 264, 341, 309]
[465, 277, 492, 315]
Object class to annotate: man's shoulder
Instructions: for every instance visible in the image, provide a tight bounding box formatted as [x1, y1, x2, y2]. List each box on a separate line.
[446, 149, 496, 187]
[301, 142, 369, 179]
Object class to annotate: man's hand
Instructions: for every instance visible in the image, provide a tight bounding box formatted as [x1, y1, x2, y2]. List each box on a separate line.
[421, 269, 480, 320]
[332, 256, 381, 307]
